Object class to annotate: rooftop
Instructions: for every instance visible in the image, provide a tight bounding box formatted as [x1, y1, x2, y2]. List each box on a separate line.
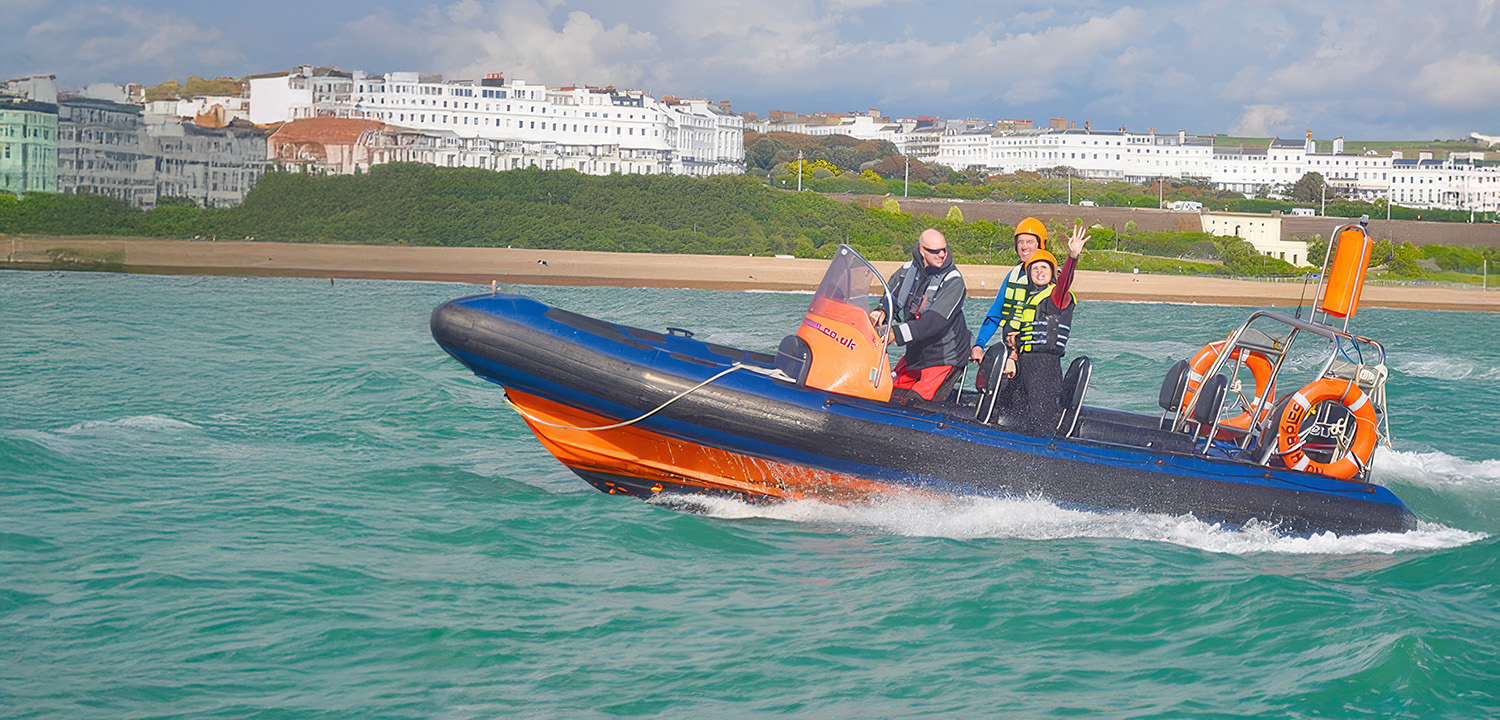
[271, 117, 384, 145]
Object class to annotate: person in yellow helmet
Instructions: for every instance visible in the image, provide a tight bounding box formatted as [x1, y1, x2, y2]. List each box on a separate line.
[998, 224, 1089, 434]
[970, 217, 1048, 365]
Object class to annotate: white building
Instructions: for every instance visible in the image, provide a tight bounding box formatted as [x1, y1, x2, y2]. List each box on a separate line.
[936, 127, 993, 170]
[247, 66, 356, 125]
[1201, 212, 1312, 267]
[56, 94, 157, 208]
[901, 125, 943, 165]
[1389, 155, 1500, 213]
[145, 95, 251, 126]
[659, 97, 744, 176]
[279, 71, 749, 177]
[351, 72, 667, 174]
[1208, 138, 1306, 194]
[747, 111, 910, 151]
[979, 128, 1215, 182]
[148, 120, 268, 207]
[927, 126, 1499, 213]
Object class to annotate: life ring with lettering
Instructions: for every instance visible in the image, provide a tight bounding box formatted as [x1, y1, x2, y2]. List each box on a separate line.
[1276, 378, 1378, 480]
[1180, 339, 1276, 432]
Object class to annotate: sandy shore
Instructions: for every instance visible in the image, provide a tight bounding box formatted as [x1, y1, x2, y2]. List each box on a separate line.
[5, 235, 1496, 312]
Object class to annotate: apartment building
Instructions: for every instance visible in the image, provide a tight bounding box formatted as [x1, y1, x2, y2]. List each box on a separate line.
[1389, 154, 1499, 213]
[150, 120, 269, 207]
[984, 128, 1215, 182]
[931, 126, 1498, 212]
[249, 71, 744, 177]
[146, 95, 252, 128]
[269, 118, 384, 174]
[747, 110, 909, 151]
[661, 97, 744, 176]
[1, 76, 60, 195]
[247, 66, 356, 125]
[56, 95, 157, 208]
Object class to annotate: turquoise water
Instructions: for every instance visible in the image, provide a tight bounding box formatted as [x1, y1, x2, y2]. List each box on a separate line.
[3, 270, 1498, 718]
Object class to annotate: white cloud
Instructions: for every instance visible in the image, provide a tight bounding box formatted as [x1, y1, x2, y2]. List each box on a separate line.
[18, 4, 242, 80]
[1013, 9, 1056, 29]
[335, 0, 659, 88]
[668, 4, 1153, 109]
[1415, 51, 1500, 110]
[825, 0, 907, 11]
[7, 0, 1492, 139]
[1232, 104, 1294, 137]
[330, 1, 1157, 114]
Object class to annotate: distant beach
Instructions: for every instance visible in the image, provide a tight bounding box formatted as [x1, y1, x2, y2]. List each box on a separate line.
[4, 235, 1496, 312]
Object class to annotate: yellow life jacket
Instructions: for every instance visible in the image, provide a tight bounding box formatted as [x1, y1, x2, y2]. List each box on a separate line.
[998, 265, 1031, 329]
[1009, 287, 1075, 355]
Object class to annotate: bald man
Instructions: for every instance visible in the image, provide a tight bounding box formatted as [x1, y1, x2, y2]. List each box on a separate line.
[869, 228, 972, 401]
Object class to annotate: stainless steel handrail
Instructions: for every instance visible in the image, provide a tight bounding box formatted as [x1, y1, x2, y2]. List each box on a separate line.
[1174, 309, 1385, 450]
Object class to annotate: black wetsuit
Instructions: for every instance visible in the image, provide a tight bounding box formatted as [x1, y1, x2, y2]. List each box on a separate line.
[999, 263, 1076, 435]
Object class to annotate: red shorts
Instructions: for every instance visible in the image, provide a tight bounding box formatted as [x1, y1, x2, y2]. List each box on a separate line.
[893, 358, 955, 401]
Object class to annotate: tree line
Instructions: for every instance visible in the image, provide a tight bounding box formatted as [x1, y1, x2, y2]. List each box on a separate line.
[2, 164, 1492, 280]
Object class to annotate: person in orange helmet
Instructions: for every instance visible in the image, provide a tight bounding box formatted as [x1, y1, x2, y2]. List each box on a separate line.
[998, 224, 1089, 434]
[971, 217, 1048, 365]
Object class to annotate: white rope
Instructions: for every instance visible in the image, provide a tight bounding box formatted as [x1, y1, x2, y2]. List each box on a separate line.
[506, 363, 747, 431]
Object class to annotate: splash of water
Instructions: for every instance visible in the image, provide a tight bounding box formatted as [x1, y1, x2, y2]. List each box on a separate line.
[656, 493, 1485, 556]
[1373, 446, 1500, 490]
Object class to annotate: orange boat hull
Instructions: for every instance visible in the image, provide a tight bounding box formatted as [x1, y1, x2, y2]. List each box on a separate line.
[508, 390, 905, 503]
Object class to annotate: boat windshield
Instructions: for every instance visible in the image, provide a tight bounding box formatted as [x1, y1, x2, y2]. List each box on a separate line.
[808, 245, 891, 347]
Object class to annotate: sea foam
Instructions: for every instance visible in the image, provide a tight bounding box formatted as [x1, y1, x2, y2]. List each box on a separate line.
[1372, 446, 1500, 490]
[658, 493, 1485, 556]
[5, 415, 202, 455]
[55, 415, 202, 434]
[1393, 356, 1483, 381]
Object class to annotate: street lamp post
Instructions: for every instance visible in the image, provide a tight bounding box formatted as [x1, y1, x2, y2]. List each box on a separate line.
[904, 155, 909, 198]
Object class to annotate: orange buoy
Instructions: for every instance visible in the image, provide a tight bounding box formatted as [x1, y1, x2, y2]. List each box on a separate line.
[1275, 378, 1378, 480]
[1321, 225, 1373, 319]
[1180, 339, 1276, 431]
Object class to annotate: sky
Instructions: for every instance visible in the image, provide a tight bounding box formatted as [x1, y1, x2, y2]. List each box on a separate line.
[3, 0, 1498, 141]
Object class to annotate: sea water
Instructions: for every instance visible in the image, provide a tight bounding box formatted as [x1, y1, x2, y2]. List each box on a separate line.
[3, 270, 1498, 718]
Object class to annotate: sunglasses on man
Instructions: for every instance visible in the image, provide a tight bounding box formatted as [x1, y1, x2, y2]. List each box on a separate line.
[921, 245, 948, 255]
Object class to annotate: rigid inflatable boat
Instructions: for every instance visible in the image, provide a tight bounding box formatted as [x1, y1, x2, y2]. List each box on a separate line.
[431, 221, 1416, 535]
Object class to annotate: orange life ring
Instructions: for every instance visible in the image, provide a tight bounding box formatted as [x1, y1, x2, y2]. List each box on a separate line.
[1276, 378, 1378, 480]
[1180, 339, 1276, 431]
